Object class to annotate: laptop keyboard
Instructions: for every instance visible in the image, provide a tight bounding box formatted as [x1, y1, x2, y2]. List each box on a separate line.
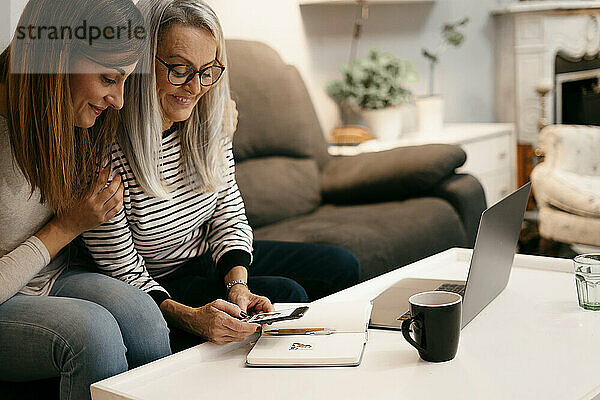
[397, 283, 466, 322]
[437, 283, 466, 297]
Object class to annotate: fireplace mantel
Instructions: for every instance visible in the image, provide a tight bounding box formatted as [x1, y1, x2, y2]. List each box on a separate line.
[493, 4, 600, 144]
[493, 1, 600, 15]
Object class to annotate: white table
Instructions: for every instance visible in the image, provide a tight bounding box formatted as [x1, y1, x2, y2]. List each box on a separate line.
[91, 248, 600, 400]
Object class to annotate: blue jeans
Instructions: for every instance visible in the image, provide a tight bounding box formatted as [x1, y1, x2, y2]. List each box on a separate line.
[0, 268, 171, 400]
[159, 240, 361, 304]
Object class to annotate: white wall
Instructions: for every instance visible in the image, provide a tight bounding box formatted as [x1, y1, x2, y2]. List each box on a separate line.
[206, 0, 500, 137]
[1, 1, 25, 49]
[2, 0, 503, 137]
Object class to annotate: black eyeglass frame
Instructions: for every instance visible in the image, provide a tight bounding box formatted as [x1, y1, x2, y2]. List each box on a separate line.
[155, 55, 225, 87]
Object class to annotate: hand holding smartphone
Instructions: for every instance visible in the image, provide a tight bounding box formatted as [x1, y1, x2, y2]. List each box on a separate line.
[245, 306, 309, 325]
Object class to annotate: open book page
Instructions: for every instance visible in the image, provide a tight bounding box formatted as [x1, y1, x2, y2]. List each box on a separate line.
[268, 301, 372, 333]
[247, 301, 372, 367]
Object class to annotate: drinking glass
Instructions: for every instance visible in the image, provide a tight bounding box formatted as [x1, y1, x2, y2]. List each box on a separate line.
[574, 254, 600, 310]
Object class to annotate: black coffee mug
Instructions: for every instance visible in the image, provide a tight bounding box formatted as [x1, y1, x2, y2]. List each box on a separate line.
[401, 291, 462, 362]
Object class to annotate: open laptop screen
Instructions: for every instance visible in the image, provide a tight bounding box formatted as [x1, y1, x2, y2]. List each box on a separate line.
[369, 182, 531, 330]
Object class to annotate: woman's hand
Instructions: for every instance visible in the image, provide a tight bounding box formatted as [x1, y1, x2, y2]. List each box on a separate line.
[183, 299, 260, 345]
[228, 284, 275, 315]
[54, 167, 124, 236]
[35, 166, 124, 259]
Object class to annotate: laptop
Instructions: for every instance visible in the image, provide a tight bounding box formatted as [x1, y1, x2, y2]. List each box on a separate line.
[369, 182, 531, 330]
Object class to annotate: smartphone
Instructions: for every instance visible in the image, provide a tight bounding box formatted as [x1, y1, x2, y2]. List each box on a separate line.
[246, 306, 309, 325]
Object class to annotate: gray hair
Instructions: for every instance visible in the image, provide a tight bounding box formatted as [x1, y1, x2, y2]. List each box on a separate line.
[119, 0, 233, 197]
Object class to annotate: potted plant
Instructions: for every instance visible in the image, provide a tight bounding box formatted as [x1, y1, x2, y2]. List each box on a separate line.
[326, 48, 417, 141]
[418, 17, 469, 133]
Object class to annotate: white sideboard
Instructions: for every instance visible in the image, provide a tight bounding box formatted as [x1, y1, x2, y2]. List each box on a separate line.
[328, 123, 517, 205]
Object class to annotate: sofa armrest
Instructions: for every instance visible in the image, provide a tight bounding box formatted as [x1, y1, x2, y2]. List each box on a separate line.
[432, 174, 487, 247]
[321, 144, 467, 204]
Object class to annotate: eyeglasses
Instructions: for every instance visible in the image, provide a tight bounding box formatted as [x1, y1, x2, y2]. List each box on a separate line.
[155, 55, 225, 87]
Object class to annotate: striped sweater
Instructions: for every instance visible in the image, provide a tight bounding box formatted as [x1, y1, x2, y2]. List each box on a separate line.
[80, 128, 253, 304]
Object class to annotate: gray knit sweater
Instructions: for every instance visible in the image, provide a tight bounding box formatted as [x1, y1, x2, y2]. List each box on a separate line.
[0, 115, 67, 304]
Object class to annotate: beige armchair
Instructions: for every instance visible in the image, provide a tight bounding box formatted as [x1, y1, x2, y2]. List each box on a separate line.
[531, 125, 600, 247]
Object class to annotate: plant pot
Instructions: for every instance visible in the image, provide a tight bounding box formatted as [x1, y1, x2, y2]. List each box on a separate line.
[339, 100, 365, 127]
[416, 95, 444, 134]
[360, 105, 404, 141]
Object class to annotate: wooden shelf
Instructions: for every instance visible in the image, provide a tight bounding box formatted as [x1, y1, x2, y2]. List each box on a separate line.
[492, 1, 600, 15]
[300, 0, 435, 5]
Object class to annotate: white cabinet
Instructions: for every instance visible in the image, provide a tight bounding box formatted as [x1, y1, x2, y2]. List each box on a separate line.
[328, 123, 516, 205]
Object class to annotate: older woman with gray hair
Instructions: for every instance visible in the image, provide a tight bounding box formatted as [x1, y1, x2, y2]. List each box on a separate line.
[80, 0, 359, 347]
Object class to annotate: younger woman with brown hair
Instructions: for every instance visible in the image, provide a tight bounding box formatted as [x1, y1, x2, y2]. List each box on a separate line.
[0, 1, 171, 398]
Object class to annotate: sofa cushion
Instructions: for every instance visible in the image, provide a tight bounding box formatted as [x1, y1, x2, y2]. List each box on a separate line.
[236, 157, 321, 228]
[227, 40, 330, 169]
[252, 198, 467, 281]
[321, 144, 467, 204]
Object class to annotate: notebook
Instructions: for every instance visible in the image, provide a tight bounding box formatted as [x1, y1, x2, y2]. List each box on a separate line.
[246, 301, 372, 367]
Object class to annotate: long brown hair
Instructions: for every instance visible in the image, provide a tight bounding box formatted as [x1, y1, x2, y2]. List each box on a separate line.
[0, 0, 146, 212]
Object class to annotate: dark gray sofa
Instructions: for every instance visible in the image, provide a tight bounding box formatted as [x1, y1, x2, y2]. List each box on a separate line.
[227, 40, 487, 281]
